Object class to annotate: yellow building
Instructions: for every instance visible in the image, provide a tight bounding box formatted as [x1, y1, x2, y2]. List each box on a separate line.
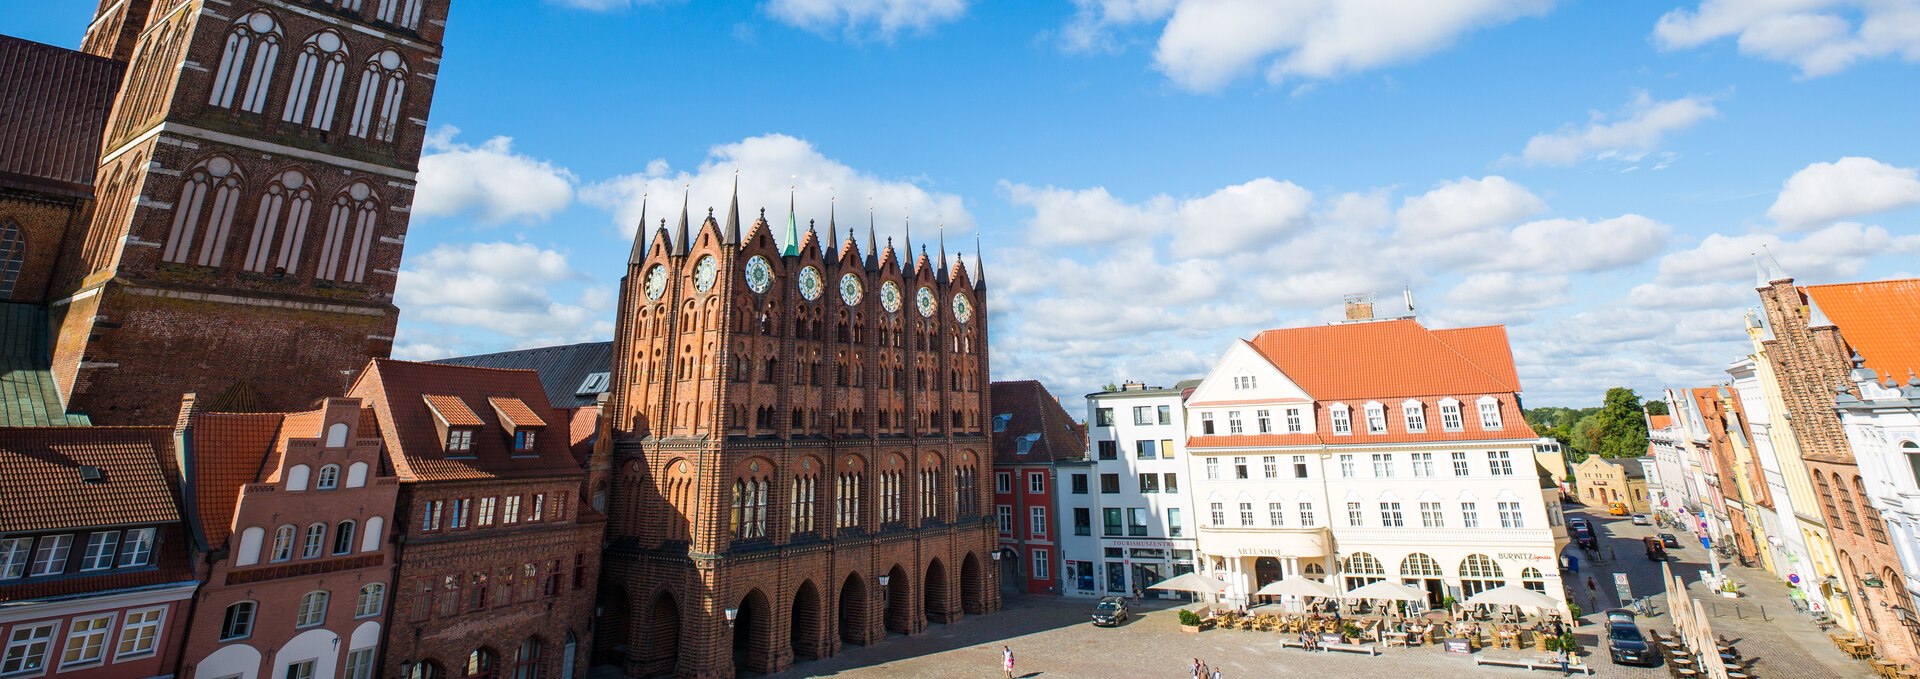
[1573, 455, 1650, 514]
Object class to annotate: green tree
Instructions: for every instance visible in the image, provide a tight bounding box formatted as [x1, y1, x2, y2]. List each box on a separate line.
[1591, 387, 1651, 458]
[1645, 400, 1669, 416]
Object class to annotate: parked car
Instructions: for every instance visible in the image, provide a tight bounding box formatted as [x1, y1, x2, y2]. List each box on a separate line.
[1608, 502, 1629, 516]
[1660, 533, 1682, 548]
[1604, 608, 1638, 625]
[1569, 517, 1591, 531]
[1091, 596, 1129, 626]
[1572, 526, 1597, 549]
[1631, 514, 1650, 525]
[1644, 536, 1668, 561]
[1608, 621, 1656, 666]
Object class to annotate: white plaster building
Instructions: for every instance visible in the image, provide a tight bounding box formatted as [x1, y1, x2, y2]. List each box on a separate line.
[1184, 316, 1565, 612]
[1058, 381, 1202, 599]
[1837, 360, 1920, 619]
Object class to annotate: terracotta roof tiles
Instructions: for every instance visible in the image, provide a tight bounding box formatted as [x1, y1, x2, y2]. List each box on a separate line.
[1648, 414, 1673, 430]
[349, 359, 584, 482]
[1802, 279, 1920, 384]
[0, 427, 181, 533]
[423, 394, 484, 427]
[488, 396, 547, 429]
[1247, 319, 1519, 401]
[185, 411, 285, 547]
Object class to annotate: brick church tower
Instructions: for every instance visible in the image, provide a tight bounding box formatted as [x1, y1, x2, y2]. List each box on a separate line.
[594, 189, 1001, 678]
[46, 0, 449, 424]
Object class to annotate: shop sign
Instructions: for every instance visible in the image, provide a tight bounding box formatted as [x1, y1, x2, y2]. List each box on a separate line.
[1107, 539, 1177, 548]
[1497, 552, 1551, 561]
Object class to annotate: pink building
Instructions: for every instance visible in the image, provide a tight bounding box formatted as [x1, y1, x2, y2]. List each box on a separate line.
[175, 396, 399, 679]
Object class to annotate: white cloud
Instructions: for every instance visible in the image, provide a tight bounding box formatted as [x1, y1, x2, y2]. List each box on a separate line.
[1490, 215, 1671, 273]
[1434, 272, 1569, 326]
[1519, 92, 1719, 166]
[395, 242, 611, 341]
[1655, 221, 1920, 286]
[415, 127, 576, 224]
[766, 0, 968, 40]
[581, 134, 971, 252]
[1654, 0, 1920, 77]
[1767, 156, 1920, 229]
[1001, 177, 1311, 257]
[1061, 0, 1554, 91]
[1395, 176, 1545, 239]
[1000, 182, 1170, 246]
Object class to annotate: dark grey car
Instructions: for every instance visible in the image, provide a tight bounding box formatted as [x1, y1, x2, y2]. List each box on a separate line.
[1091, 596, 1129, 626]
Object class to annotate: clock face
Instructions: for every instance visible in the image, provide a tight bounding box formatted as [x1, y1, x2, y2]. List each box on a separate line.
[915, 286, 937, 318]
[839, 273, 863, 306]
[644, 265, 667, 301]
[880, 281, 903, 313]
[952, 293, 973, 324]
[798, 266, 823, 301]
[693, 256, 717, 293]
[744, 255, 772, 294]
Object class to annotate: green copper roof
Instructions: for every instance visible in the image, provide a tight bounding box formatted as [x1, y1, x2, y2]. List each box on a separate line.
[0, 302, 89, 426]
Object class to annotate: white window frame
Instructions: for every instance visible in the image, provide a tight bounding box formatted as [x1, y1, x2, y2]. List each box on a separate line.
[1403, 400, 1426, 433]
[1451, 451, 1470, 476]
[1379, 502, 1404, 527]
[316, 464, 340, 489]
[58, 613, 114, 669]
[1339, 454, 1355, 478]
[80, 531, 119, 571]
[296, 591, 329, 628]
[1298, 502, 1315, 526]
[1238, 502, 1254, 526]
[1262, 456, 1278, 479]
[344, 648, 376, 679]
[1412, 452, 1434, 477]
[1205, 457, 1220, 480]
[357, 583, 386, 618]
[1420, 502, 1444, 528]
[113, 607, 165, 661]
[995, 472, 1011, 494]
[1439, 399, 1464, 431]
[1488, 450, 1514, 476]
[1256, 409, 1272, 434]
[1346, 502, 1364, 527]
[996, 506, 1013, 533]
[30, 535, 71, 577]
[1200, 412, 1216, 435]
[118, 528, 154, 567]
[1364, 402, 1387, 434]
[1285, 408, 1303, 433]
[0, 537, 30, 579]
[2, 621, 58, 676]
[1461, 502, 1480, 529]
[302, 523, 326, 558]
[1371, 453, 1392, 478]
[1227, 411, 1243, 435]
[1268, 502, 1284, 526]
[271, 525, 296, 562]
[1478, 397, 1503, 430]
[1030, 506, 1048, 535]
[1498, 501, 1525, 528]
[1330, 404, 1351, 435]
[1210, 502, 1225, 526]
[1032, 549, 1050, 580]
[477, 497, 497, 527]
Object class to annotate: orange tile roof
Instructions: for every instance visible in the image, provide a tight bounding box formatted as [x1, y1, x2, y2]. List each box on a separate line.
[187, 411, 285, 547]
[488, 396, 547, 429]
[1247, 319, 1520, 400]
[0, 427, 181, 533]
[1648, 415, 1673, 430]
[349, 359, 585, 482]
[423, 394, 485, 427]
[1803, 279, 1920, 384]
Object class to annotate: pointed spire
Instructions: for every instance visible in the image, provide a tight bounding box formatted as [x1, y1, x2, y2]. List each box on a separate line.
[1758, 243, 1789, 285]
[865, 199, 878, 270]
[783, 179, 800, 257]
[627, 194, 649, 265]
[903, 211, 915, 278]
[974, 230, 985, 289]
[723, 173, 741, 245]
[825, 192, 838, 260]
[675, 186, 691, 256]
[937, 222, 949, 283]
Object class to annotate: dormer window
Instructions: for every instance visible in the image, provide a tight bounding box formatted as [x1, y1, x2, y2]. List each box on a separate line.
[993, 413, 1012, 432]
[1477, 396, 1503, 430]
[489, 396, 548, 457]
[1439, 399, 1464, 431]
[423, 394, 485, 456]
[1363, 402, 1387, 434]
[1330, 404, 1351, 435]
[1402, 400, 1426, 433]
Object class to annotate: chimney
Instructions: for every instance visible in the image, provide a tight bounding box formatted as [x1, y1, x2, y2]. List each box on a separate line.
[1121, 381, 1146, 392]
[1344, 293, 1375, 321]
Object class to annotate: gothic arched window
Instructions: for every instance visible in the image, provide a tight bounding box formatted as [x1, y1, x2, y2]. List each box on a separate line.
[317, 181, 379, 282]
[283, 30, 350, 130]
[162, 157, 245, 267]
[377, 0, 425, 30]
[208, 11, 281, 113]
[348, 50, 409, 142]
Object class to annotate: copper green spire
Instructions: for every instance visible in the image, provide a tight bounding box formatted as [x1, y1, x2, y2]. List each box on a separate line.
[783, 180, 800, 257]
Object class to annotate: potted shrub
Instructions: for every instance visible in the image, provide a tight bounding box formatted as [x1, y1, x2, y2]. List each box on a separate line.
[1567, 602, 1583, 622]
[1178, 609, 1203, 634]
[1341, 622, 1365, 644]
[1441, 595, 1457, 613]
[1543, 635, 1564, 653]
[1719, 581, 1741, 599]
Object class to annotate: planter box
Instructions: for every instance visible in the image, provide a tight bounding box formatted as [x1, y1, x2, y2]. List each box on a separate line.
[1719, 590, 1740, 599]
[1180, 624, 1201, 634]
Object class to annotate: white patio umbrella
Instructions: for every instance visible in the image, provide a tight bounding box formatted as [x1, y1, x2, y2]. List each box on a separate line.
[1463, 585, 1563, 611]
[1342, 580, 1427, 602]
[1257, 577, 1341, 599]
[1148, 572, 1230, 594]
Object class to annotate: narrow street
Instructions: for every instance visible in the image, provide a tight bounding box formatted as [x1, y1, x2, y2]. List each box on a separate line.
[1562, 505, 1868, 677]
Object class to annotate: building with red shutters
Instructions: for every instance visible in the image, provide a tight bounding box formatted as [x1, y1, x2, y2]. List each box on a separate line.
[174, 395, 399, 679]
[989, 380, 1087, 596]
[0, 0, 455, 425]
[594, 193, 998, 678]
[346, 359, 602, 679]
[0, 426, 197, 679]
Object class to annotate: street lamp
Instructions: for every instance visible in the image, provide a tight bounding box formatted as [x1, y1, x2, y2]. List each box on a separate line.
[991, 551, 1002, 561]
[724, 607, 739, 628]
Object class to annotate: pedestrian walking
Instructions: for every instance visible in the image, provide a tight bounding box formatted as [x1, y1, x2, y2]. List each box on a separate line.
[1210, 666, 1223, 679]
[1191, 657, 1200, 679]
[1557, 648, 1570, 676]
[1002, 646, 1014, 679]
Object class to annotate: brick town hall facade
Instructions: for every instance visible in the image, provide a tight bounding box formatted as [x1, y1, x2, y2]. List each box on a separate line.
[592, 196, 1001, 677]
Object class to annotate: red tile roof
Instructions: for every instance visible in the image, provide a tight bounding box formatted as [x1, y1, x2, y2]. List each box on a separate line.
[1803, 279, 1920, 385]
[1648, 414, 1673, 430]
[0, 36, 124, 196]
[186, 411, 285, 547]
[1192, 319, 1529, 449]
[349, 359, 585, 482]
[423, 394, 485, 427]
[488, 396, 547, 429]
[0, 427, 181, 533]
[990, 380, 1087, 464]
[1246, 319, 1520, 400]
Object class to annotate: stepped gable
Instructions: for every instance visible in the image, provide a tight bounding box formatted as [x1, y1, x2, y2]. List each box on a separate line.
[184, 410, 286, 547]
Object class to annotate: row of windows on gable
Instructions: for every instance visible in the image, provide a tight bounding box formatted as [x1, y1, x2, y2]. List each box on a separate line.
[421, 394, 545, 455]
[0, 528, 157, 580]
[284, 461, 370, 490]
[1197, 397, 1503, 436]
[208, 11, 413, 142]
[1201, 450, 1520, 480]
[232, 517, 383, 566]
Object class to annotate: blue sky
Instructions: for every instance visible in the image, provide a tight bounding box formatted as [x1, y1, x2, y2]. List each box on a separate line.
[10, 0, 1920, 407]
